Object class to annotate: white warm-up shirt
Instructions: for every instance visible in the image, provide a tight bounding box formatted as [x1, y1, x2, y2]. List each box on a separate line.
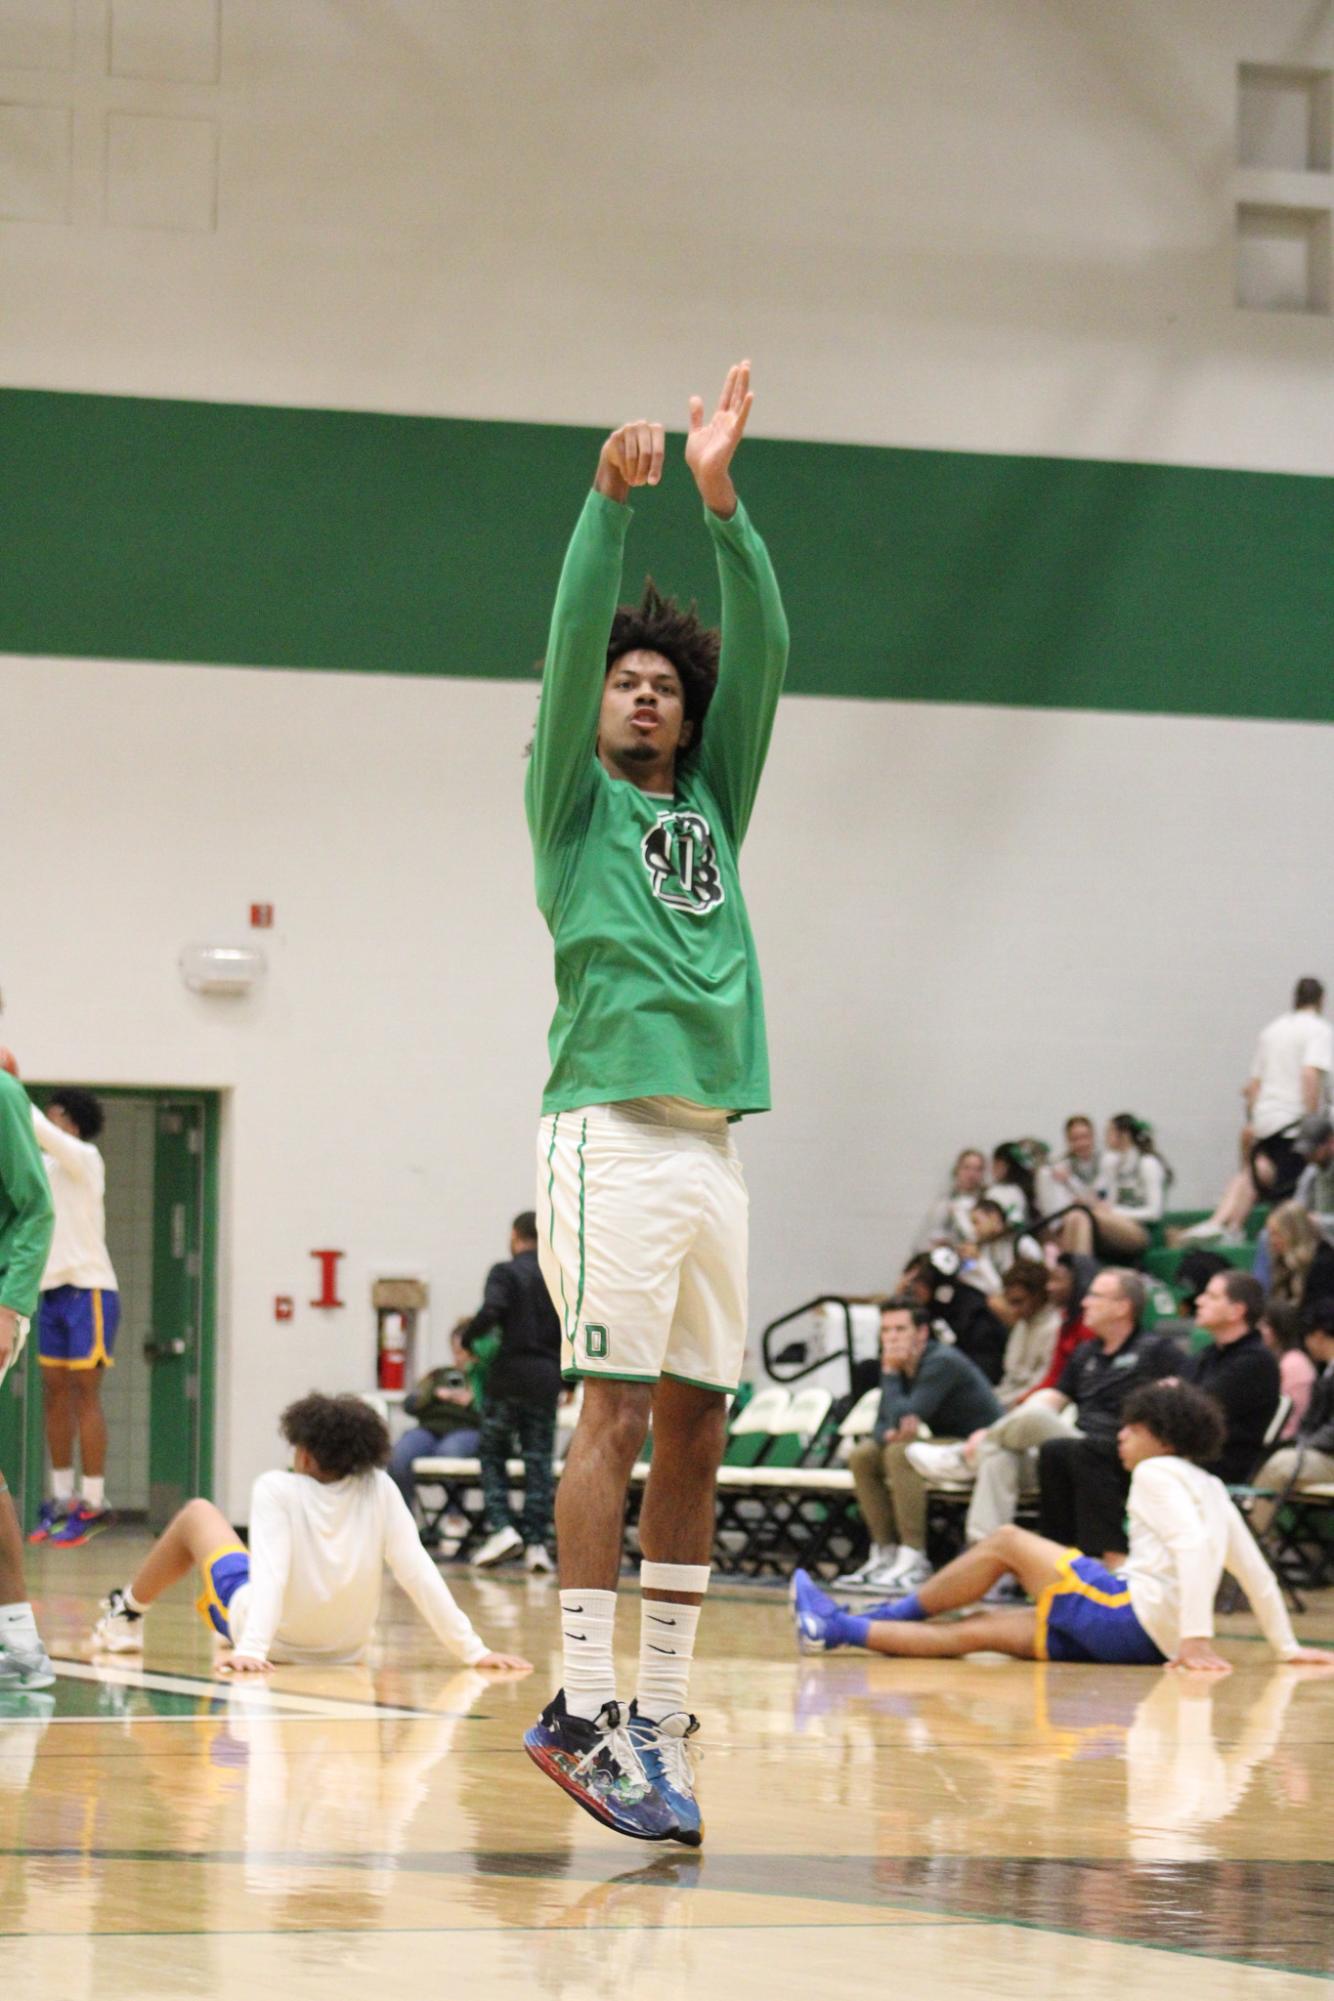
[1095, 1147, 1166, 1223]
[1251, 1009, 1333, 1137]
[1121, 1455, 1299, 1662]
[31, 1109, 118, 1293]
[234, 1467, 489, 1667]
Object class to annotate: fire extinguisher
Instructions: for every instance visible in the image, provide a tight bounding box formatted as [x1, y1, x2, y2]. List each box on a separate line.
[377, 1311, 408, 1392]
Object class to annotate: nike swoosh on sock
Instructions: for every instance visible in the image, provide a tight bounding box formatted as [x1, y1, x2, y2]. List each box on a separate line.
[564, 1631, 587, 1642]
[647, 1643, 676, 1654]
[647, 1614, 677, 1626]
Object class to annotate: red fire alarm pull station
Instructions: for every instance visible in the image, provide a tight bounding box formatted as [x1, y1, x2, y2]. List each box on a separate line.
[274, 1296, 294, 1322]
[250, 903, 274, 928]
[310, 1249, 345, 1310]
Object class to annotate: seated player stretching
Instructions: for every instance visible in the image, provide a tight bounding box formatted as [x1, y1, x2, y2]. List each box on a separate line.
[92, 1393, 529, 1674]
[793, 1380, 1333, 1673]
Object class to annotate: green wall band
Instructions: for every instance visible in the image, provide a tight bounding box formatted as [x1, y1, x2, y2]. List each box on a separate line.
[5, 388, 1331, 721]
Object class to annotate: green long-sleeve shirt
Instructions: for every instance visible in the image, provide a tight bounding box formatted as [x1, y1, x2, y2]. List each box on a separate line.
[526, 489, 789, 1115]
[0, 1071, 55, 1319]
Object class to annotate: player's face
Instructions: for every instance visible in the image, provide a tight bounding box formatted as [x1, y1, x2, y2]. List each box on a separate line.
[1116, 1420, 1158, 1470]
[954, 1151, 985, 1193]
[599, 651, 692, 770]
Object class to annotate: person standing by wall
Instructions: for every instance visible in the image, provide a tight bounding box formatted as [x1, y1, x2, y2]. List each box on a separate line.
[463, 1212, 562, 1574]
[0, 1060, 56, 1686]
[28, 1091, 120, 1547]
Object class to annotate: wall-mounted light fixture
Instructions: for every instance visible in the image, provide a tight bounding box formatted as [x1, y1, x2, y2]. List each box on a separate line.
[179, 943, 266, 997]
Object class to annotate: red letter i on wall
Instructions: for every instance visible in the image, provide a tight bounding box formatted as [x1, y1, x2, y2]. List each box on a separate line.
[310, 1249, 345, 1309]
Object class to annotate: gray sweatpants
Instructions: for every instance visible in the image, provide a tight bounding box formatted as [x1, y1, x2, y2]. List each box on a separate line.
[965, 1404, 1080, 1543]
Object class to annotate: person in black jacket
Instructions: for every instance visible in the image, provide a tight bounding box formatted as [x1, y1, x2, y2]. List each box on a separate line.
[1249, 1302, 1334, 1535]
[1184, 1271, 1280, 1484]
[462, 1212, 562, 1572]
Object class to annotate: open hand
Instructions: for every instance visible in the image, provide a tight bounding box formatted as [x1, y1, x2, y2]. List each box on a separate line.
[685, 359, 753, 517]
[1283, 1647, 1334, 1670]
[594, 421, 666, 505]
[474, 1651, 532, 1673]
[214, 1653, 273, 1677]
[1166, 1637, 1231, 1676]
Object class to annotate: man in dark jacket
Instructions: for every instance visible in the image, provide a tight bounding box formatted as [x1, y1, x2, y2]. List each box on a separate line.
[838, 1298, 1001, 1597]
[1184, 1271, 1280, 1483]
[463, 1211, 562, 1572]
[1249, 1301, 1334, 1535]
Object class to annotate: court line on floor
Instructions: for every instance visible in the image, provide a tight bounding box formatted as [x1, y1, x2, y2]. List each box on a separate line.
[45, 1659, 449, 1720]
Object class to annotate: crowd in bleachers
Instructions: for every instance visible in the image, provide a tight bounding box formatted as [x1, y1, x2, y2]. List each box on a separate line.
[815, 975, 1334, 1603]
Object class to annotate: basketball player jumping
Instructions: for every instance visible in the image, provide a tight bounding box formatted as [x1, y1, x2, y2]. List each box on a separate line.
[522, 361, 788, 1844]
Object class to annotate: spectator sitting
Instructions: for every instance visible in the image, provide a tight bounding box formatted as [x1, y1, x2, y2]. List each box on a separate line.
[958, 1198, 1043, 1299]
[1060, 1114, 1169, 1262]
[1259, 1299, 1315, 1439]
[899, 1250, 1008, 1385]
[1294, 1114, 1334, 1245]
[1035, 1269, 1180, 1562]
[1248, 1302, 1334, 1537]
[991, 1260, 1060, 1411]
[836, 1299, 1000, 1597]
[987, 1142, 1037, 1229]
[1149, 1248, 1233, 1351]
[1180, 978, 1332, 1244]
[387, 1320, 485, 1520]
[1037, 1114, 1101, 1215]
[1264, 1201, 1334, 1319]
[909, 1269, 1175, 1563]
[914, 1147, 989, 1251]
[1028, 1253, 1097, 1395]
[1182, 1272, 1280, 1484]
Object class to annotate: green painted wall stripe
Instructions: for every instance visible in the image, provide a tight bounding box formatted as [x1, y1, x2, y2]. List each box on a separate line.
[4, 388, 1331, 722]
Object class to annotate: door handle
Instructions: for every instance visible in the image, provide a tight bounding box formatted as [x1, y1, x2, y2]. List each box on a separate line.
[143, 1338, 188, 1360]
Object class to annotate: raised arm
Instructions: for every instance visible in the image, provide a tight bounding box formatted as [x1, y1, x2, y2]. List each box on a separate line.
[524, 420, 665, 853]
[686, 362, 789, 844]
[31, 1107, 97, 1180]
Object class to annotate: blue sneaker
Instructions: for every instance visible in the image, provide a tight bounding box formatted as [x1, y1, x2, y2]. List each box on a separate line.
[26, 1499, 66, 1545]
[50, 1502, 115, 1548]
[627, 1704, 702, 1847]
[790, 1568, 846, 1654]
[523, 1689, 675, 1842]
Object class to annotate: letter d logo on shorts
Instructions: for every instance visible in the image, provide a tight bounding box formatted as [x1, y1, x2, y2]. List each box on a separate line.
[584, 1324, 609, 1359]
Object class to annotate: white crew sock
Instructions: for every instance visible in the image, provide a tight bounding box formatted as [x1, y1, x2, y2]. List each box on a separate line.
[51, 1468, 74, 1503]
[636, 1560, 710, 1722]
[0, 1602, 41, 1651]
[122, 1586, 147, 1617]
[560, 1588, 618, 1722]
[81, 1476, 105, 1510]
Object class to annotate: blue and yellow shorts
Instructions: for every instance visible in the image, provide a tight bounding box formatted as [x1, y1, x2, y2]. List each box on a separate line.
[38, 1286, 120, 1369]
[196, 1544, 251, 1641]
[1035, 1550, 1165, 1665]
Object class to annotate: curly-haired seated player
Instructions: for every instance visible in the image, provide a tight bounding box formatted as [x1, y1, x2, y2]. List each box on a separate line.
[91, 1392, 530, 1674]
[793, 1380, 1333, 1675]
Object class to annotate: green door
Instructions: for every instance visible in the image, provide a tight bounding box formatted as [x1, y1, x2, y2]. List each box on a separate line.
[146, 1101, 206, 1528]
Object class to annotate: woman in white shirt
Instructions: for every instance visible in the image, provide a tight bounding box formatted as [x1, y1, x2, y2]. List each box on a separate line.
[793, 1378, 1333, 1673]
[1058, 1114, 1168, 1262]
[92, 1392, 530, 1674]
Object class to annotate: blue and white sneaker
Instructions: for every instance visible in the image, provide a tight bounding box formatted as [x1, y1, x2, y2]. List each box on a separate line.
[790, 1568, 846, 1654]
[0, 1638, 56, 1690]
[524, 1689, 676, 1842]
[627, 1703, 702, 1847]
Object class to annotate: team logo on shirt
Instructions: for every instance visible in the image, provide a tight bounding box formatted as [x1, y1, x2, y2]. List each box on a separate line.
[641, 809, 725, 916]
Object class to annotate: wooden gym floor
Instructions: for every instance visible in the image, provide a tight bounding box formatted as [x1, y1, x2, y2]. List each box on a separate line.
[2, 1533, 1332, 1999]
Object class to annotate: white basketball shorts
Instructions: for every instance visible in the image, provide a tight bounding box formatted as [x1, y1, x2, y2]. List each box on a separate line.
[537, 1098, 749, 1394]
